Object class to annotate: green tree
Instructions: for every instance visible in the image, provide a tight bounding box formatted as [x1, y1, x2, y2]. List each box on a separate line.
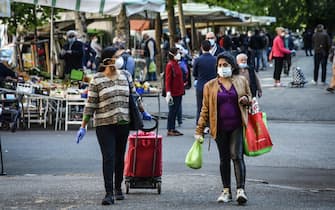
[193, 0, 335, 33]
[1, 3, 59, 36]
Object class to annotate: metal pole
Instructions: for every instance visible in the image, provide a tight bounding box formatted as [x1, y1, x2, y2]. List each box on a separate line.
[0, 136, 7, 176]
[50, 7, 54, 83]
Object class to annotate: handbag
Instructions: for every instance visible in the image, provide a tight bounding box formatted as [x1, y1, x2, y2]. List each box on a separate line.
[243, 112, 273, 157]
[123, 71, 143, 130]
[268, 50, 273, 61]
[185, 140, 203, 169]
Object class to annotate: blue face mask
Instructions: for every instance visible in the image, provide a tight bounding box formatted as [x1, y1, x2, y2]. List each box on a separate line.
[68, 38, 76, 43]
[238, 63, 248, 69]
[209, 39, 215, 47]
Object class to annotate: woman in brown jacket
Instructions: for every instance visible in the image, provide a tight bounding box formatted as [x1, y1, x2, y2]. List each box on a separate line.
[195, 52, 251, 205]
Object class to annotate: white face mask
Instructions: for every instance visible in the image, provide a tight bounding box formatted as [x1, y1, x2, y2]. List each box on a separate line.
[217, 66, 232, 77]
[174, 53, 181, 61]
[238, 63, 248, 69]
[115, 56, 124, 69]
[209, 39, 215, 47]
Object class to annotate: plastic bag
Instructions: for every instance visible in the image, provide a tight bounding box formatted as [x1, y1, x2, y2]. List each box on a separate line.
[243, 112, 273, 157]
[148, 61, 156, 73]
[185, 140, 203, 169]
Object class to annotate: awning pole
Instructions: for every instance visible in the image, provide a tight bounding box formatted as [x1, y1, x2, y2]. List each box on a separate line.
[50, 7, 54, 83]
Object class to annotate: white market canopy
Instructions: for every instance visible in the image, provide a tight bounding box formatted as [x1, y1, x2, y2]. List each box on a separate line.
[12, 0, 165, 16]
[161, 3, 276, 27]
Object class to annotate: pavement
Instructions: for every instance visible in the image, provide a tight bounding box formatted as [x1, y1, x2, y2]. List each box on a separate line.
[0, 50, 335, 210]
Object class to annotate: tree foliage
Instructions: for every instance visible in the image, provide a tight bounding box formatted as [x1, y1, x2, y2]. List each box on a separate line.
[0, 3, 59, 36]
[192, 0, 335, 33]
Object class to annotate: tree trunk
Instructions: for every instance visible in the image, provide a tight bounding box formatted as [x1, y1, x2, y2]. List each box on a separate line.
[74, 12, 87, 37]
[177, 0, 187, 39]
[115, 5, 130, 49]
[155, 13, 163, 75]
[167, 0, 176, 48]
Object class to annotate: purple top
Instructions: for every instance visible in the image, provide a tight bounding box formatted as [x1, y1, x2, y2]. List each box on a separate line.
[217, 83, 242, 132]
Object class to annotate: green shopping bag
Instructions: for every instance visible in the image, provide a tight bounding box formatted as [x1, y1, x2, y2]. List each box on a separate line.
[185, 139, 203, 169]
[148, 61, 156, 73]
[70, 69, 84, 81]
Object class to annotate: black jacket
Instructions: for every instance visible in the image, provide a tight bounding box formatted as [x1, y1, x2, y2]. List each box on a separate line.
[59, 40, 84, 74]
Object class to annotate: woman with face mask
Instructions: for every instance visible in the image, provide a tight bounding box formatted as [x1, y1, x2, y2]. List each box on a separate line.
[271, 27, 292, 87]
[194, 52, 251, 205]
[236, 53, 263, 98]
[75, 47, 152, 205]
[164, 47, 185, 136]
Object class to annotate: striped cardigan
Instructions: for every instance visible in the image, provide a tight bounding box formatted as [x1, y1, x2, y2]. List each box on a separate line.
[83, 70, 137, 127]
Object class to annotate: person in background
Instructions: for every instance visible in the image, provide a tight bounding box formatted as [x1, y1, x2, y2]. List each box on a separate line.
[260, 29, 269, 71]
[143, 33, 157, 81]
[193, 40, 217, 124]
[283, 29, 295, 76]
[59, 30, 84, 79]
[118, 45, 135, 80]
[236, 53, 262, 98]
[0, 61, 18, 80]
[195, 52, 251, 205]
[205, 32, 224, 56]
[90, 35, 102, 71]
[303, 28, 313, 56]
[326, 38, 335, 93]
[249, 29, 266, 72]
[165, 47, 185, 136]
[75, 47, 152, 205]
[312, 24, 331, 85]
[81, 34, 96, 71]
[271, 27, 292, 87]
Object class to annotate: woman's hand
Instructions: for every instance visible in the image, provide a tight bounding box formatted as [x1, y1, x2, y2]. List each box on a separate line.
[239, 96, 250, 106]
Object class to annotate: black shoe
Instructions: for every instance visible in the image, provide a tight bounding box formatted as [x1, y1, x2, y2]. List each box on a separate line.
[102, 193, 114, 205]
[326, 87, 334, 93]
[115, 189, 125, 200]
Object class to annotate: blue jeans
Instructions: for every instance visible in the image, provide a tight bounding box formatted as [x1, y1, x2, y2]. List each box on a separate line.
[167, 95, 182, 130]
[177, 103, 182, 125]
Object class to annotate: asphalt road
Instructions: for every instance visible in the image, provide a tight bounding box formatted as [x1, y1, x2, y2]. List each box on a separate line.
[0, 50, 334, 209]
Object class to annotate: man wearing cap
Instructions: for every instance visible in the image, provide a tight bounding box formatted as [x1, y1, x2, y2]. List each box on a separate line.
[59, 30, 84, 78]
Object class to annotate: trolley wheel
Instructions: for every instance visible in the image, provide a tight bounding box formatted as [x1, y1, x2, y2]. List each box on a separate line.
[157, 182, 161, 194]
[125, 182, 130, 194]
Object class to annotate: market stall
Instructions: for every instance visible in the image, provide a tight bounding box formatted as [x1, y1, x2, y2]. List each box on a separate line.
[0, 0, 165, 129]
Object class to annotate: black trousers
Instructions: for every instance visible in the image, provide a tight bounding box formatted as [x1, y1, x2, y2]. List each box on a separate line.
[314, 52, 328, 83]
[273, 57, 284, 81]
[215, 126, 246, 189]
[96, 124, 129, 193]
[195, 89, 203, 124]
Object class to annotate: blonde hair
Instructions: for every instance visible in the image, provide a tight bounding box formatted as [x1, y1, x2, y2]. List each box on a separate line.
[275, 27, 285, 33]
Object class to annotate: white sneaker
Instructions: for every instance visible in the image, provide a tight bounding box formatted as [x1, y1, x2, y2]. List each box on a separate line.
[236, 188, 248, 205]
[311, 80, 317, 85]
[203, 127, 210, 134]
[217, 188, 232, 203]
